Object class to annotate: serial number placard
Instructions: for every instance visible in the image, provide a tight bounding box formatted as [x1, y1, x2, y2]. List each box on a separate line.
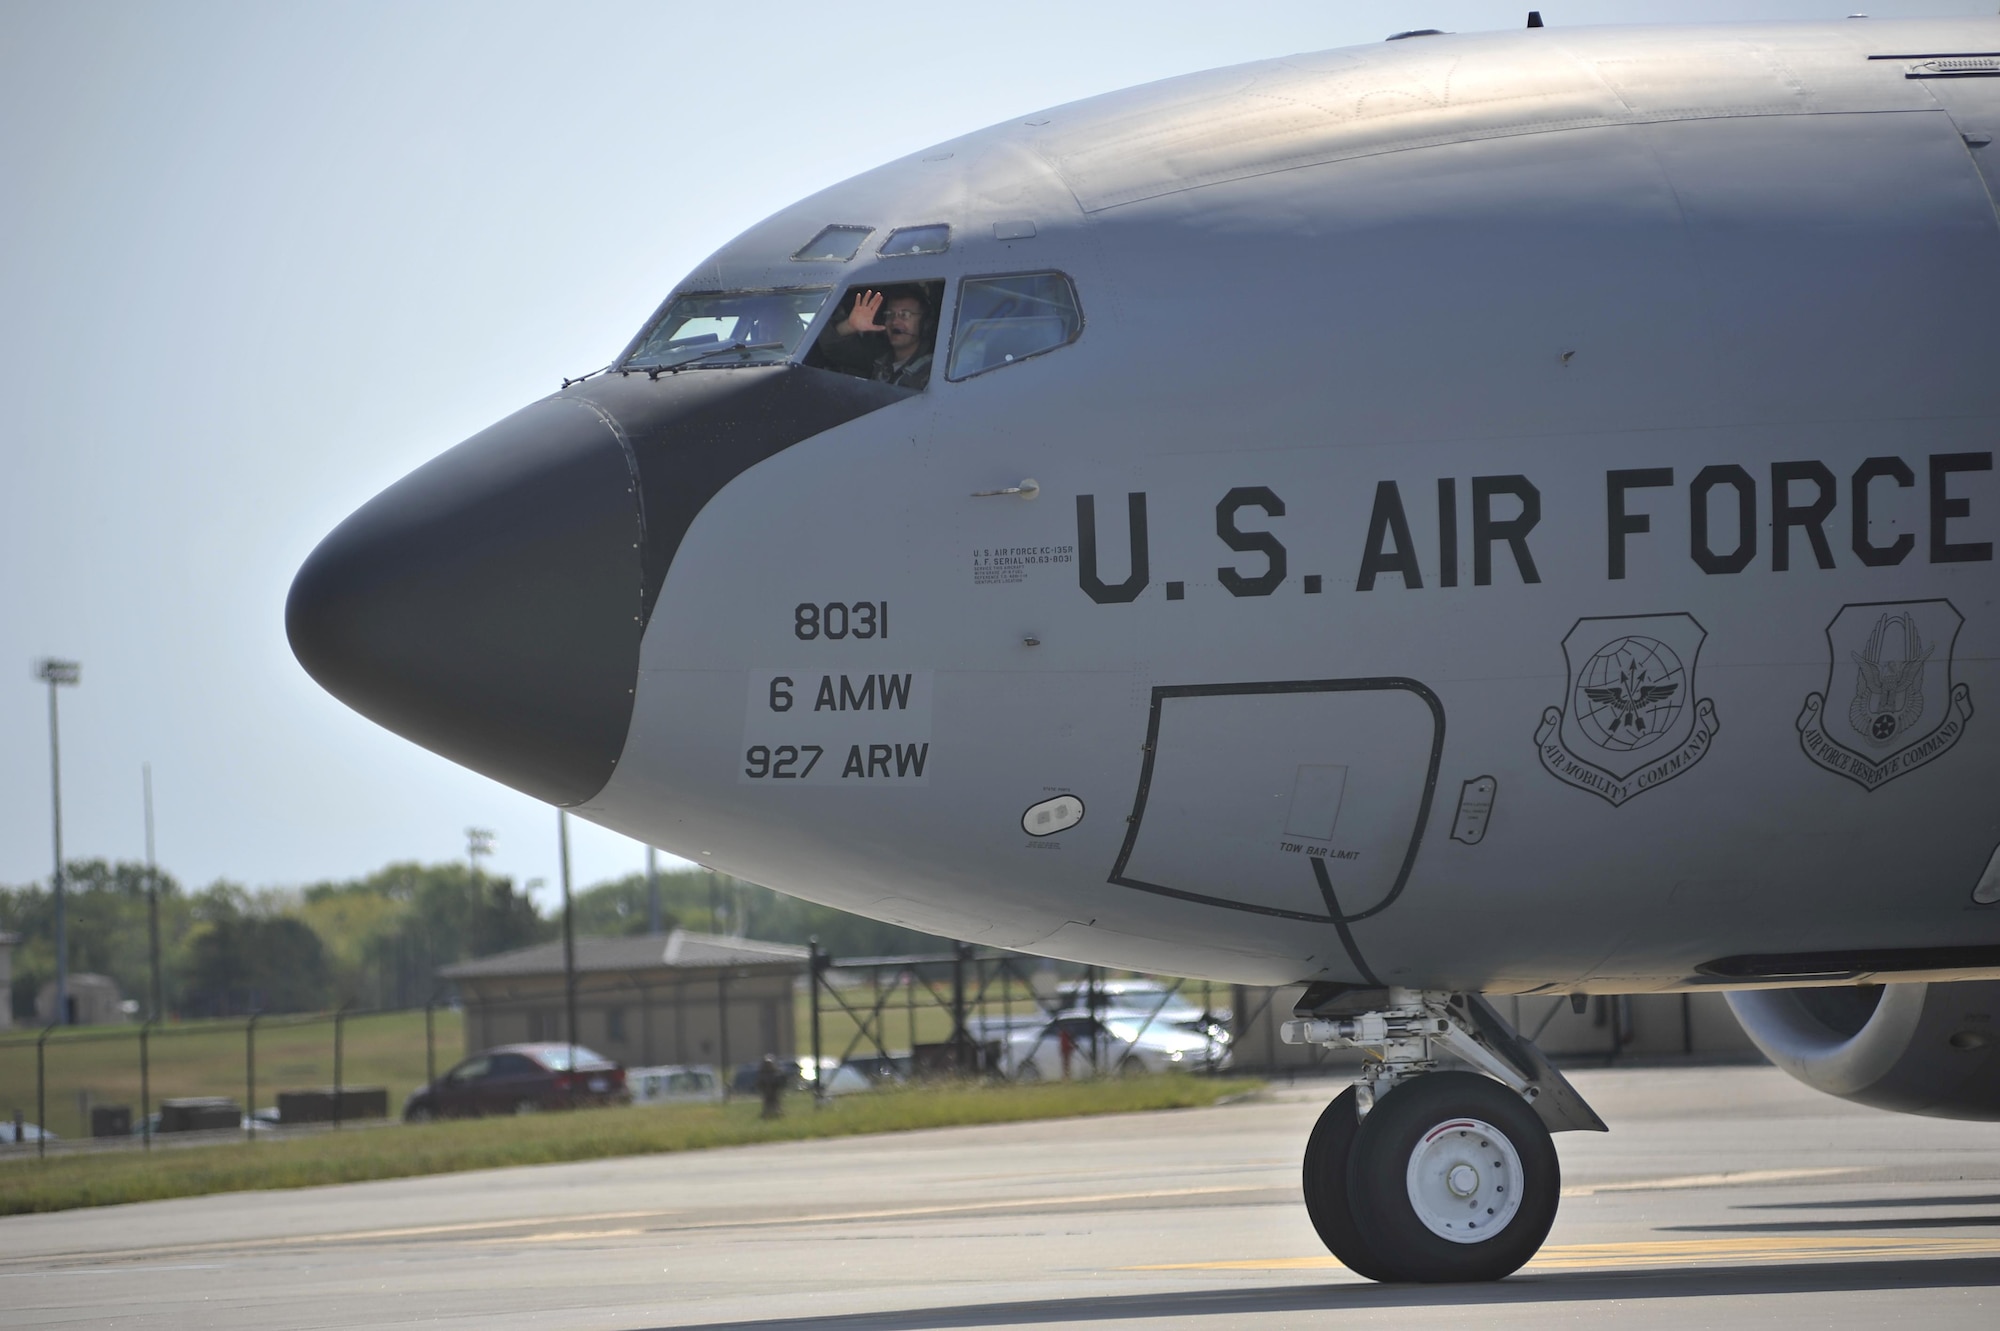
[740, 669, 934, 785]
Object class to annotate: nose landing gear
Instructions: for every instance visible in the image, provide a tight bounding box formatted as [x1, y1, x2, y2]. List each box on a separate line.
[1301, 1086, 1396, 1282]
[1285, 989, 1604, 1283]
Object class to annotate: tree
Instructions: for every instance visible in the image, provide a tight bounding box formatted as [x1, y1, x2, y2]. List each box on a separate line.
[0, 852, 961, 1024]
[570, 875, 677, 937]
[301, 862, 551, 1008]
[0, 881, 52, 1020]
[178, 909, 333, 1017]
[572, 869, 951, 957]
[0, 860, 189, 1021]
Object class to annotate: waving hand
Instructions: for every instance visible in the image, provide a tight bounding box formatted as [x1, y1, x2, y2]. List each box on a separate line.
[840, 289, 886, 335]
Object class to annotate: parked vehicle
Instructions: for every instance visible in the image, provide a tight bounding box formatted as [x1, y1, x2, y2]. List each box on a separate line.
[1055, 979, 1233, 1033]
[0, 1120, 55, 1144]
[801, 1057, 884, 1097]
[837, 1054, 909, 1087]
[991, 1009, 1231, 1080]
[628, 1064, 724, 1105]
[125, 1106, 272, 1137]
[403, 1043, 626, 1120]
[730, 1057, 880, 1098]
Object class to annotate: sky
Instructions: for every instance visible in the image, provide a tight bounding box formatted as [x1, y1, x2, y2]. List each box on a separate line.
[2, 1, 1993, 911]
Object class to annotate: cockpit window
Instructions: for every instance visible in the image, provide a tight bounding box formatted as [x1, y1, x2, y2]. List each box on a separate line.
[793, 225, 874, 262]
[879, 224, 950, 257]
[802, 281, 944, 393]
[946, 272, 1082, 380]
[621, 289, 830, 371]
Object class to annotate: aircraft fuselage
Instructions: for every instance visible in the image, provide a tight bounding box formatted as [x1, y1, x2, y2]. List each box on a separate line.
[293, 18, 2000, 994]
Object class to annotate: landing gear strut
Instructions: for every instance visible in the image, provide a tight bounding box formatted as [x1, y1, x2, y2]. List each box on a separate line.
[1283, 988, 1606, 1283]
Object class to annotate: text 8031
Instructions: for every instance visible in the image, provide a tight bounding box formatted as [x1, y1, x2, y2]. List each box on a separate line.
[795, 602, 888, 641]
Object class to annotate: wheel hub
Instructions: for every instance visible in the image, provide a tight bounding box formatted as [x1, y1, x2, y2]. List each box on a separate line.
[1405, 1116, 1525, 1244]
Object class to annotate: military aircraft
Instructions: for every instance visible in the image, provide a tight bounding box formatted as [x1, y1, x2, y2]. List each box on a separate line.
[287, 16, 2000, 1282]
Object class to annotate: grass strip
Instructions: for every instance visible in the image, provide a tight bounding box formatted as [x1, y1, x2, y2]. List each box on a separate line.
[0, 1076, 1250, 1216]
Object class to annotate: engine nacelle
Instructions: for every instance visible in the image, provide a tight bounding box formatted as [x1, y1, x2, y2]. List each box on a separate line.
[1727, 981, 2000, 1121]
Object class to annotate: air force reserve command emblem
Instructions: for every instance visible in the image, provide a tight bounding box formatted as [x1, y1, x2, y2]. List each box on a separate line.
[1797, 600, 1973, 792]
[1535, 614, 1720, 807]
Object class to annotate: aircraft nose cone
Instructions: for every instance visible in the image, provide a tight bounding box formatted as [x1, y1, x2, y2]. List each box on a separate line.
[287, 397, 645, 806]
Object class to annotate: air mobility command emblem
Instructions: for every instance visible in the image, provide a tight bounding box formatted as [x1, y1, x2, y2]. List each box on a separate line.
[1797, 600, 1972, 792]
[1535, 614, 1720, 807]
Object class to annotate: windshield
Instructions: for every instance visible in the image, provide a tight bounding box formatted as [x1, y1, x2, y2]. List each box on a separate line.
[623, 289, 830, 370]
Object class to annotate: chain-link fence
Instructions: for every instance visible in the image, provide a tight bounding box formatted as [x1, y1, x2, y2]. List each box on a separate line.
[802, 944, 1235, 1098]
[0, 1001, 459, 1156]
[2, 946, 1254, 1150]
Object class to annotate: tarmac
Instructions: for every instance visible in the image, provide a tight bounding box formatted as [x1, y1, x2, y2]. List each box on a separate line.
[3, 1064, 1998, 1329]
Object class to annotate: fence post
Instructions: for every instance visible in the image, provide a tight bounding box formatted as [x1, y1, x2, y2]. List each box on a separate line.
[1000, 961, 1012, 1079]
[333, 1007, 345, 1129]
[36, 1022, 54, 1158]
[1088, 966, 1101, 1073]
[425, 994, 437, 1091]
[808, 940, 825, 1107]
[246, 1013, 260, 1141]
[717, 971, 731, 1100]
[951, 943, 970, 1074]
[140, 1019, 153, 1150]
[976, 955, 990, 1074]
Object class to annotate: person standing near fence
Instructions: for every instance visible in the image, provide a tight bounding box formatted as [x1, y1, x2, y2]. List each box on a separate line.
[755, 1054, 787, 1120]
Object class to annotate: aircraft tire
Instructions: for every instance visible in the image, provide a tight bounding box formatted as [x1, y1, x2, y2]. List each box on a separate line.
[1300, 1086, 1397, 1283]
[1346, 1071, 1559, 1282]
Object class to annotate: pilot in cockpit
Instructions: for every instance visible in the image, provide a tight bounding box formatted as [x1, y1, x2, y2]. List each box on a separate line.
[814, 286, 934, 391]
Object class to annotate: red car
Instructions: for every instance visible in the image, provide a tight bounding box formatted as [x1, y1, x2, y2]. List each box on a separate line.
[404, 1043, 626, 1120]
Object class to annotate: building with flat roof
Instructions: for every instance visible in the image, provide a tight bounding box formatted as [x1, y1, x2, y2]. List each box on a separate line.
[440, 930, 808, 1069]
[35, 971, 127, 1027]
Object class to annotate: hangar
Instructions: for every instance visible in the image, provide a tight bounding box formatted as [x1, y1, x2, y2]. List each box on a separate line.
[440, 930, 807, 1067]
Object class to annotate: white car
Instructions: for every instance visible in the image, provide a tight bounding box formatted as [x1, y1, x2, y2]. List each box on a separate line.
[1053, 981, 1234, 1037]
[798, 1057, 881, 1097]
[0, 1120, 56, 1144]
[989, 1009, 1231, 1080]
[1057, 979, 1222, 1016]
[627, 1064, 724, 1105]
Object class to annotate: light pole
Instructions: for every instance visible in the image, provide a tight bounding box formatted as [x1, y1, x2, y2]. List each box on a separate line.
[457, 828, 495, 1011]
[143, 763, 162, 1022]
[35, 659, 80, 1027]
[558, 811, 577, 1103]
[466, 827, 494, 877]
[646, 846, 661, 935]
